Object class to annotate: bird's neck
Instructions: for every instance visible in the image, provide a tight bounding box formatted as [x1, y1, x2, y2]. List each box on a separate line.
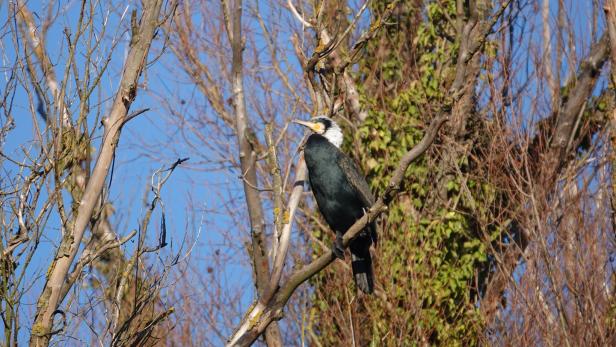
[322, 128, 343, 148]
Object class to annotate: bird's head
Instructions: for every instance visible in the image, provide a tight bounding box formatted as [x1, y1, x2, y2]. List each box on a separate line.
[293, 116, 343, 148]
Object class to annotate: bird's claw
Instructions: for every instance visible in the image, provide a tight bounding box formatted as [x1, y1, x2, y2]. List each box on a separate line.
[332, 244, 345, 259]
[332, 232, 345, 260]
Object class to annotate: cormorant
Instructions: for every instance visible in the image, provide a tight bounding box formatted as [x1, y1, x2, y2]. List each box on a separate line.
[293, 116, 376, 294]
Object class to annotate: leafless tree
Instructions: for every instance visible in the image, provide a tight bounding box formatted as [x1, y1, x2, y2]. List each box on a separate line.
[1, 1, 181, 346]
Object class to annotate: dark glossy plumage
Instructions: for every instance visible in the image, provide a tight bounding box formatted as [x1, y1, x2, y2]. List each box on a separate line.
[304, 133, 376, 294]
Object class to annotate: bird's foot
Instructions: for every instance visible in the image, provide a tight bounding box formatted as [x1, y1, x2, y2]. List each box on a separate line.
[332, 232, 345, 260]
[332, 244, 345, 259]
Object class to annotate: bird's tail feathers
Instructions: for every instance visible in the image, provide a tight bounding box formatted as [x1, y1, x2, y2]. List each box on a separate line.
[351, 251, 374, 294]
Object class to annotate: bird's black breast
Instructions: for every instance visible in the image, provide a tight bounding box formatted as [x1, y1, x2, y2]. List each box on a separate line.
[304, 134, 372, 234]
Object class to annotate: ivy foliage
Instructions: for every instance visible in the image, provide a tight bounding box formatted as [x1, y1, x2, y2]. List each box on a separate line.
[309, 1, 500, 345]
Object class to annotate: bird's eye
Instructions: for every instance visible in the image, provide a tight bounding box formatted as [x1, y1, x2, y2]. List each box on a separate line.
[314, 123, 325, 134]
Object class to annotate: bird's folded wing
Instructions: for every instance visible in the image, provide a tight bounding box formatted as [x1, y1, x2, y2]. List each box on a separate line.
[337, 153, 375, 207]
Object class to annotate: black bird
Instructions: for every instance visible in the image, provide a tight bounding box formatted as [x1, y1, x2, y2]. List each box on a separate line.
[293, 116, 376, 294]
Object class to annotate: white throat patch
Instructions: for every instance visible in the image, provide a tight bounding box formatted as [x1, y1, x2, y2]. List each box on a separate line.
[323, 123, 343, 148]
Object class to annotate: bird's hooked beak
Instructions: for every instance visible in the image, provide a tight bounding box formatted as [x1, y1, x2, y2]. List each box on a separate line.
[292, 119, 323, 133]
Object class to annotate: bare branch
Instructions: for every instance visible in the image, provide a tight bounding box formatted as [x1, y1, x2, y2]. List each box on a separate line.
[15, 4, 71, 127]
[551, 34, 608, 157]
[286, 0, 313, 28]
[543, 0, 558, 104]
[604, 0, 616, 257]
[266, 159, 307, 301]
[265, 124, 285, 260]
